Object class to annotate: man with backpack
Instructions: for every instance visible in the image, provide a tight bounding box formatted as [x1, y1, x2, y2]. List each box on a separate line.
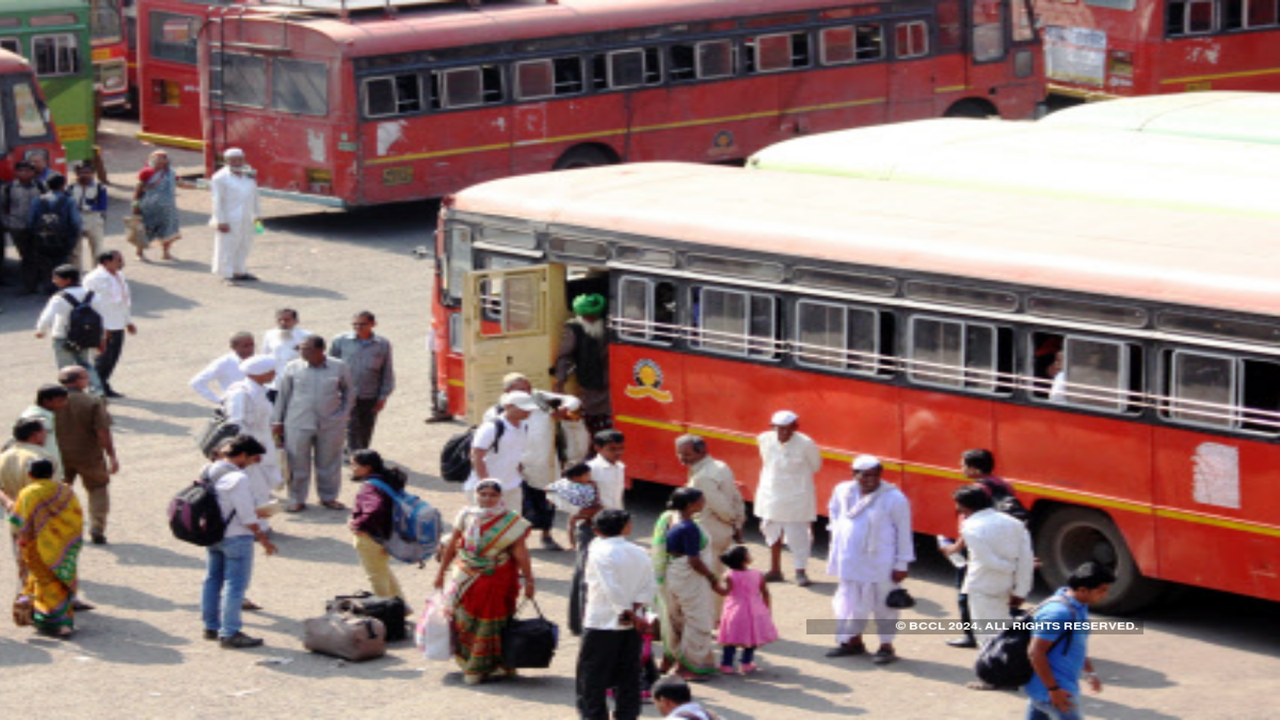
[199, 434, 278, 649]
[35, 265, 106, 396]
[464, 390, 535, 509]
[1026, 562, 1114, 719]
[3, 161, 48, 294]
[27, 174, 82, 294]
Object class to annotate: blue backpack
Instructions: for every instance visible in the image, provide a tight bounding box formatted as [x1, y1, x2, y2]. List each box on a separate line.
[366, 479, 443, 566]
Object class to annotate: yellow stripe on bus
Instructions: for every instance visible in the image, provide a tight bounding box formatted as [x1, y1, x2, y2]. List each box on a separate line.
[1160, 66, 1280, 85]
[135, 131, 206, 151]
[612, 413, 1280, 538]
[934, 85, 968, 93]
[367, 98, 887, 167]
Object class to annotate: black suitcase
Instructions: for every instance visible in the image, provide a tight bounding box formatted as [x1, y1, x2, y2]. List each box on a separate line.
[501, 598, 559, 669]
[326, 591, 407, 642]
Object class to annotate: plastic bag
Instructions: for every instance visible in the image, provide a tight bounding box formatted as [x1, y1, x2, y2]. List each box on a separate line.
[415, 591, 452, 661]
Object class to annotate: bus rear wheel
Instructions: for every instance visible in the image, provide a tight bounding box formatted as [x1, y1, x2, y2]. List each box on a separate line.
[1035, 507, 1164, 615]
[553, 145, 616, 170]
[944, 99, 998, 119]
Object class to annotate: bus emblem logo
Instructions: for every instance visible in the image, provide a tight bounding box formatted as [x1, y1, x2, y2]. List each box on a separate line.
[625, 359, 673, 404]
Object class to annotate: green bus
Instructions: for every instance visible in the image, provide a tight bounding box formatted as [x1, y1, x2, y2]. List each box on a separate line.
[746, 118, 1280, 219]
[0, 0, 94, 164]
[1040, 92, 1280, 146]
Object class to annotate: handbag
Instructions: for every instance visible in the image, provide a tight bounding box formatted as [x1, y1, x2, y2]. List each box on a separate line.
[195, 408, 241, 460]
[12, 593, 34, 627]
[415, 591, 453, 661]
[326, 591, 407, 642]
[303, 611, 387, 662]
[501, 598, 558, 669]
[885, 587, 916, 609]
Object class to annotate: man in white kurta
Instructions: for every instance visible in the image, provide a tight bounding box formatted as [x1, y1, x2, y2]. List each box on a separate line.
[224, 355, 285, 513]
[755, 410, 821, 586]
[955, 484, 1034, 651]
[261, 308, 311, 397]
[209, 148, 261, 284]
[826, 455, 914, 664]
[677, 435, 745, 577]
[190, 332, 256, 404]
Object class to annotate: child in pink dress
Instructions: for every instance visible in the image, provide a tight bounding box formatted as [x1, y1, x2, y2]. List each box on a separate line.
[717, 545, 779, 674]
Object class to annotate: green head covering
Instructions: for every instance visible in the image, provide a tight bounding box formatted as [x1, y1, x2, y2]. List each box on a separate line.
[572, 293, 606, 317]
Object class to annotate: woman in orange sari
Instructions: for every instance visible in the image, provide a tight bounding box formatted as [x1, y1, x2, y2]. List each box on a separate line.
[1, 459, 83, 638]
[434, 479, 536, 685]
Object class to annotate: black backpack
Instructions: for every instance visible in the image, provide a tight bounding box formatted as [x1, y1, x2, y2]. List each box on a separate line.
[61, 291, 104, 352]
[168, 471, 235, 547]
[439, 417, 504, 483]
[974, 597, 1074, 688]
[34, 195, 72, 254]
[980, 478, 1030, 523]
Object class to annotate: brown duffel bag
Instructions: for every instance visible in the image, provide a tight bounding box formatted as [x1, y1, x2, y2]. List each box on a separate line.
[303, 612, 387, 661]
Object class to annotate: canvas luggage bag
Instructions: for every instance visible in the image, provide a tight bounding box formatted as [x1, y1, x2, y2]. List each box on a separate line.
[303, 612, 387, 661]
[326, 591, 407, 642]
[501, 598, 558, 669]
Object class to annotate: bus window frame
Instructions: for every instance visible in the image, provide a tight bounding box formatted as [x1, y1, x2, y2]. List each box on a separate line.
[603, 47, 662, 90]
[31, 33, 82, 78]
[271, 57, 329, 117]
[1168, 0, 1219, 35]
[818, 24, 888, 65]
[149, 11, 200, 66]
[617, 275, 675, 345]
[695, 38, 735, 79]
[691, 284, 780, 361]
[894, 20, 931, 60]
[794, 297, 883, 376]
[215, 52, 268, 109]
[436, 63, 504, 110]
[907, 314, 1007, 394]
[1047, 333, 1138, 415]
[363, 72, 425, 119]
[1163, 347, 1238, 430]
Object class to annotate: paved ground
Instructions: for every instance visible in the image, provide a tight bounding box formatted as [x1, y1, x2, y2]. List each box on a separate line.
[1, 118, 1278, 719]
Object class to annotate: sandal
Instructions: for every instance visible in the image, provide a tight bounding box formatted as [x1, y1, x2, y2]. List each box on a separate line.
[321, 500, 347, 510]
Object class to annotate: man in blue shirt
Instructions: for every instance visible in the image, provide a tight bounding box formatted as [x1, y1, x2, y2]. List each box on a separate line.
[1026, 562, 1115, 719]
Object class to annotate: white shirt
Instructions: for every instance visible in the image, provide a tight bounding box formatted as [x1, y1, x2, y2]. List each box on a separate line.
[190, 352, 247, 404]
[211, 462, 260, 539]
[465, 415, 527, 491]
[960, 508, 1035, 598]
[1050, 372, 1068, 404]
[82, 267, 131, 330]
[665, 703, 715, 720]
[482, 390, 577, 490]
[755, 430, 821, 523]
[261, 327, 311, 389]
[587, 455, 626, 510]
[826, 481, 914, 582]
[209, 166, 260, 227]
[583, 535, 657, 631]
[35, 286, 105, 339]
[224, 378, 275, 466]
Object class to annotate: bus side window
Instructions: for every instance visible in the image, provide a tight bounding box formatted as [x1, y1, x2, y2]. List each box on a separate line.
[692, 286, 779, 359]
[272, 59, 329, 117]
[1241, 358, 1280, 433]
[11, 81, 50, 139]
[697, 39, 734, 79]
[909, 316, 1010, 393]
[437, 64, 503, 109]
[365, 73, 423, 117]
[857, 24, 886, 61]
[819, 26, 855, 65]
[795, 299, 884, 375]
[669, 43, 695, 81]
[618, 277, 677, 344]
[1168, 0, 1218, 35]
[1060, 336, 1143, 413]
[32, 34, 80, 77]
[896, 20, 931, 60]
[1163, 349, 1236, 428]
[746, 32, 810, 74]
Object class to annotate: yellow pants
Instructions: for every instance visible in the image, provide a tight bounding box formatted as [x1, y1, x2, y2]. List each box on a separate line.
[352, 533, 403, 600]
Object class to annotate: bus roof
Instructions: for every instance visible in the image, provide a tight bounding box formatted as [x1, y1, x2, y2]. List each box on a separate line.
[746, 118, 1280, 219]
[1040, 92, 1280, 145]
[243, 0, 852, 58]
[451, 162, 1280, 317]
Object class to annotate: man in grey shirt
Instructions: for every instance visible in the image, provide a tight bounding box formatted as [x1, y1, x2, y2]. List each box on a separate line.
[272, 335, 354, 512]
[328, 310, 395, 455]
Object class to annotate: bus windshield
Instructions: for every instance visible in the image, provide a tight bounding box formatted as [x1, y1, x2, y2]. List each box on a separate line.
[92, 0, 124, 43]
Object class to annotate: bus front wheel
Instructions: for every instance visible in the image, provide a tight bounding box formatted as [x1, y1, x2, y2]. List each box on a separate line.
[1035, 507, 1164, 615]
[553, 145, 616, 170]
[944, 99, 998, 119]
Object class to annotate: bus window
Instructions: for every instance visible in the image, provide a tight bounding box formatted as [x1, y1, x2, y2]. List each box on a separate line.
[970, 0, 1005, 61]
[795, 300, 882, 374]
[1168, 0, 1218, 35]
[909, 316, 1009, 392]
[896, 21, 931, 60]
[93, 0, 124, 44]
[364, 73, 424, 118]
[272, 59, 328, 116]
[745, 32, 810, 73]
[1241, 359, 1280, 433]
[592, 47, 661, 90]
[150, 12, 199, 65]
[32, 34, 81, 77]
[696, 39, 734, 79]
[693, 286, 778, 359]
[617, 276, 677, 343]
[820, 24, 885, 64]
[515, 56, 584, 99]
[442, 224, 473, 305]
[12, 81, 50, 139]
[1060, 336, 1141, 413]
[213, 53, 267, 108]
[1167, 349, 1236, 428]
[435, 65, 503, 109]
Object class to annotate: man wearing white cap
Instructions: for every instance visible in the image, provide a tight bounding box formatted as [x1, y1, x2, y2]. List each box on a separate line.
[467, 390, 535, 510]
[755, 410, 822, 587]
[209, 148, 261, 286]
[826, 455, 914, 665]
[482, 373, 576, 550]
[676, 434, 745, 577]
[225, 355, 285, 502]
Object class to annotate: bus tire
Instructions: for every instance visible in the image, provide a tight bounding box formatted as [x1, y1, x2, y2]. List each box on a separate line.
[553, 145, 616, 171]
[1034, 507, 1164, 615]
[943, 99, 998, 119]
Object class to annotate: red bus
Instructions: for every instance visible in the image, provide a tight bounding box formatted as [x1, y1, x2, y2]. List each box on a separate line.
[0, 48, 65, 180]
[137, 0, 243, 149]
[198, 0, 1044, 208]
[434, 162, 1280, 614]
[1037, 0, 1280, 102]
[91, 0, 129, 109]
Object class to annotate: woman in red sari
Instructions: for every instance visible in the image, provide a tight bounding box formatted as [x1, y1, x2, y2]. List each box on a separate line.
[434, 479, 536, 685]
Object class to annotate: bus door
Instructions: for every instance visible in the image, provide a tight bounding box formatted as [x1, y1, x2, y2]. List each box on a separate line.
[887, 15, 937, 121]
[462, 264, 571, 424]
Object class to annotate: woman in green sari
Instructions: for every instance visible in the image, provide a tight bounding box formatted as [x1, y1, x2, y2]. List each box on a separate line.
[2, 459, 83, 638]
[652, 487, 723, 679]
[434, 479, 536, 685]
